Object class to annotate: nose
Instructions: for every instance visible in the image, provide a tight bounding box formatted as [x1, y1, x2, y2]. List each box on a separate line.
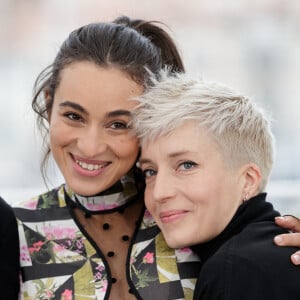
[77, 125, 108, 158]
[151, 170, 176, 203]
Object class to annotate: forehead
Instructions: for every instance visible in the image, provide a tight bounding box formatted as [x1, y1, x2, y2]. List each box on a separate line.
[141, 122, 217, 158]
[56, 61, 143, 108]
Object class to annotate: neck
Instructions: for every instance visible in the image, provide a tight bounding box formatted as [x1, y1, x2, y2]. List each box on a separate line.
[65, 169, 141, 214]
[191, 193, 277, 262]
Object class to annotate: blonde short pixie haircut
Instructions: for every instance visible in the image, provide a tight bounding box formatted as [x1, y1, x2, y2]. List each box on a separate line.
[132, 70, 274, 191]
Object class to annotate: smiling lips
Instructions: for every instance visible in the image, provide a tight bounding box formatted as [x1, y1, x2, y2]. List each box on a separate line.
[159, 210, 188, 223]
[72, 154, 111, 177]
[75, 159, 108, 171]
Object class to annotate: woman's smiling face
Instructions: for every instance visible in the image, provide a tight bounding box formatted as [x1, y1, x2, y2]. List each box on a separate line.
[140, 122, 246, 248]
[48, 61, 143, 196]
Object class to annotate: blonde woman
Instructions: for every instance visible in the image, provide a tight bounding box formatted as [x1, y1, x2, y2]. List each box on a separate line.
[133, 71, 300, 300]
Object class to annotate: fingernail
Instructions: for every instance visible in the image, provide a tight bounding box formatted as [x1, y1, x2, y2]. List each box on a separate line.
[292, 254, 300, 264]
[274, 236, 282, 244]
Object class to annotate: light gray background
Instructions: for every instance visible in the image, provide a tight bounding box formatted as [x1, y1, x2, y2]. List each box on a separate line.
[0, 0, 299, 215]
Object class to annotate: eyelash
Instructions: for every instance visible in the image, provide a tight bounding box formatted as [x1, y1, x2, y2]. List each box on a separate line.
[142, 169, 157, 178]
[63, 112, 83, 122]
[142, 161, 197, 178]
[178, 161, 197, 170]
[109, 121, 129, 130]
[62, 112, 130, 130]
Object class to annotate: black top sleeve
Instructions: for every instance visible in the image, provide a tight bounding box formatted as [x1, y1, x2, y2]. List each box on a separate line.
[0, 196, 20, 299]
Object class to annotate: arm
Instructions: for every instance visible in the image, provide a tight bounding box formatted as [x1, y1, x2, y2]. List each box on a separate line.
[274, 215, 300, 265]
[0, 197, 20, 299]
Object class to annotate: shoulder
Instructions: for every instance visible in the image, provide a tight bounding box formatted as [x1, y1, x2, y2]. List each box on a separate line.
[196, 221, 300, 299]
[216, 220, 300, 274]
[0, 196, 18, 235]
[0, 196, 14, 215]
[13, 185, 68, 223]
[231, 220, 297, 263]
[13, 185, 66, 211]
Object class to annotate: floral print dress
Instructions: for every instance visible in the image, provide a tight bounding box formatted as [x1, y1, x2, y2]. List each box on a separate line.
[14, 184, 201, 299]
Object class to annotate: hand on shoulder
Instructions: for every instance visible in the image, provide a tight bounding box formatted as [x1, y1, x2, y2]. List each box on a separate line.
[274, 215, 300, 265]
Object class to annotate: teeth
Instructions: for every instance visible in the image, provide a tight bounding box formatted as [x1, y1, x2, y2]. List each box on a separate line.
[75, 160, 104, 171]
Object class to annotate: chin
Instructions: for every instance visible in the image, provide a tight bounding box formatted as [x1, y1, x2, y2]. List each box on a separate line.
[164, 236, 189, 250]
[68, 182, 102, 196]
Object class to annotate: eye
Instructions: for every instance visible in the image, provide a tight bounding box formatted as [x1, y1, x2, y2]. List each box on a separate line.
[178, 161, 197, 171]
[142, 169, 157, 178]
[64, 112, 83, 122]
[109, 121, 129, 129]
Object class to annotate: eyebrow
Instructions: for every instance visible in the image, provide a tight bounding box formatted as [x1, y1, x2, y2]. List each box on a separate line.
[139, 150, 192, 165]
[59, 101, 87, 114]
[168, 150, 192, 158]
[59, 102, 132, 118]
[139, 157, 152, 165]
[106, 110, 132, 118]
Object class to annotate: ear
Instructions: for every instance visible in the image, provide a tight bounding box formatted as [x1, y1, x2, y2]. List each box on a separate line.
[241, 163, 262, 200]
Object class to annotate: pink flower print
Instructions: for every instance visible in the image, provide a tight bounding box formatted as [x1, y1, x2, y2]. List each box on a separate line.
[142, 209, 156, 226]
[86, 202, 105, 211]
[41, 289, 54, 299]
[130, 256, 136, 264]
[96, 264, 105, 272]
[65, 227, 76, 239]
[28, 247, 35, 254]
[20, 251, 30, 262]
[143, 252, 154, 264]
[76, 238, 84, 249]
[178, 247, 192, 253]
[53, 244, 65, 252]
[61, 289, 73, 300]
[101, 280, 108, 292]
[86, 202, 118, 211]
[24, 198, 38, 210]
[20, 245, 30, 262]
[94, 264, 105, 281]
[44, 226, 76, 240]
[28, 241, 44, 254]
[94, 272, 102, 281]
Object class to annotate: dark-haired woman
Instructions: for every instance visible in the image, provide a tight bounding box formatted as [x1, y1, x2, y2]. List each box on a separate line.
[13, 16, 200, 299]
[13, 16, 299, 299]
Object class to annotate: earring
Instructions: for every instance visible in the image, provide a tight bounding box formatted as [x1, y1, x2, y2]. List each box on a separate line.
[243, 192, 249, 203]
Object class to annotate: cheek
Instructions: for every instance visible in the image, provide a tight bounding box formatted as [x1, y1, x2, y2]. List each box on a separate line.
[144, 188, 155, 213]
[49, 122, 73, 148]
[189, 173, 225, 199]
[115, 136, 139, 159]
[183, 179, 210, 203]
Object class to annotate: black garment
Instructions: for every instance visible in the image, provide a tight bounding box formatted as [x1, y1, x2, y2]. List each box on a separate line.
[0, 196, 20, 299]
[192, 193, 300, 300]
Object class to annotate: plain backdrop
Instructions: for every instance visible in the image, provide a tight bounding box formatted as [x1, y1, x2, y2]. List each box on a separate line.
[0, 0, 299, 215]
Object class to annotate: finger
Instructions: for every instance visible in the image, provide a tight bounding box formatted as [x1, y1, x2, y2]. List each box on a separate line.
[274, 232, 300, 247]
[274, 232, 300, 266]
[291, 251, 300, 265]
[275, 215, 300, 231]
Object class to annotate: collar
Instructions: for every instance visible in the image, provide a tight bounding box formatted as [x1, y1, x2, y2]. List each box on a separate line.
[65, 168, 143, 214]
